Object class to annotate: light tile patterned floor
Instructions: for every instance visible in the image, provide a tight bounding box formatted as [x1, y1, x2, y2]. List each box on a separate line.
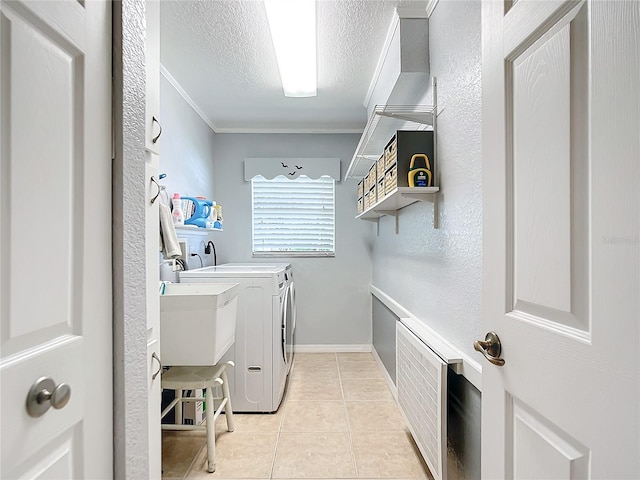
[162, 352, 433, 479]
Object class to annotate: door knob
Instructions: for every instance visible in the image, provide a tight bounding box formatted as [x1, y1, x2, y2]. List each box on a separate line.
[26, 377, 72, 418]
[474, 332, 505, 366]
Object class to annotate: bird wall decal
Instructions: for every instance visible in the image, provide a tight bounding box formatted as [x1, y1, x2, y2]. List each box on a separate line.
[281, 162, 289, 168]
[295, 165, 303, 169]
[288, 172, 296, 176]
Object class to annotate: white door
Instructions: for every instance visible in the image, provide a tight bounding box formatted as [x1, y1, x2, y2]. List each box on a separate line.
[481, 1, 639, 478]
[0, 0, 112, 477]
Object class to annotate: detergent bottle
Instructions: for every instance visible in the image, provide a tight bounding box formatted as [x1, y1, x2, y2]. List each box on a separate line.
[407, 154, 432, 187]
[171, 193, 185, 225]
[182, 197, 213, 228]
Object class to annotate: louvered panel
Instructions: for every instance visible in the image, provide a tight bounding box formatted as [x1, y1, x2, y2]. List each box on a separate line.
[396, 322, 447, 480]
[251, 175, 335, 254]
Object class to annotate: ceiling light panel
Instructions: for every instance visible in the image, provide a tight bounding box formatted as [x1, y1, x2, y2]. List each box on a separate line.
[264, 0, 317, 97]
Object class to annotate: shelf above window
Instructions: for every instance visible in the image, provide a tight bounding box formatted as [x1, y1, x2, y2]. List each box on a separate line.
[346, 104, 436, 179]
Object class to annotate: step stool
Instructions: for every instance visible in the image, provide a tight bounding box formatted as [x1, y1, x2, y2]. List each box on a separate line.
[161, 361, 235, 473]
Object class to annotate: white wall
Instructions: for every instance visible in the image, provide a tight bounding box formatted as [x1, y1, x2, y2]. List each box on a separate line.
[212, 133, 373, 347]
[370, 2, 483, 477]
[372, 0, 483, 364]
[113, 1, 148, 477]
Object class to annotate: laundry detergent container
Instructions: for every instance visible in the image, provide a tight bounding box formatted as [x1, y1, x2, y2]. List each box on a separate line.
[160, 282, 239, 366]
[183, 197, 213, 228]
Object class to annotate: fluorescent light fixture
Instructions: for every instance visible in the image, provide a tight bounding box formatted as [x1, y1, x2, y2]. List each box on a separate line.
[264, 0, 317, 97]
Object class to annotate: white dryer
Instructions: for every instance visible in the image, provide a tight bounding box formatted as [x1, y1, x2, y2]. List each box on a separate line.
[179, 265, 289, 412]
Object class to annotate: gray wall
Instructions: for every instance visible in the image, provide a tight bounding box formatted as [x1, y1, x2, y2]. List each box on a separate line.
[212, 133, 373, 347]
[157, 76, 220, 274]
[370, 1, 482, 478]
[372, 296, 397, 383]
[156, 83, 374, 346]
[159, 74, 217, 201]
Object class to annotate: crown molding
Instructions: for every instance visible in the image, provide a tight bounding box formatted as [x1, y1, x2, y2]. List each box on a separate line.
[160, 64, 218, 133]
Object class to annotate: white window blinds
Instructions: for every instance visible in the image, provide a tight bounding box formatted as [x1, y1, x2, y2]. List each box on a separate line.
[251, 175, 335, 256]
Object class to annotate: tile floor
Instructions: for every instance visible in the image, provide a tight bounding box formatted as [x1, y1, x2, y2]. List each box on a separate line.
[162, 352, 433, 479]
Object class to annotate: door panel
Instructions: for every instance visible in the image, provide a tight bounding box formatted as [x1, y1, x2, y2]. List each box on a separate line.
[1, 338, 84, 471]
[0, 0, 112, 477]
[14, 428, 80, 479]
[2, 1, 82, 353]
[482, 0, 639, 478]
[509, 397, 589, 479]
[509, 2, 589, 333]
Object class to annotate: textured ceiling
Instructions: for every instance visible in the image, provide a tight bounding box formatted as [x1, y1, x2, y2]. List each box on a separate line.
[160, 0, 428, 133]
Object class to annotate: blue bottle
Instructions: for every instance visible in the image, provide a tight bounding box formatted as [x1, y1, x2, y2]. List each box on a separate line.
[182, 197, 213, 228]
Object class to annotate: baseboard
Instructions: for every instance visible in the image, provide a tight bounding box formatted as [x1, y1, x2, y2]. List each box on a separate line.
[372, 345, 398, 400]
[294, 344, 372, 353]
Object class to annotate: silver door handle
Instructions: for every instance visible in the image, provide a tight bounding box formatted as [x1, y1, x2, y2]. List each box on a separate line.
[152, 116, 162, 144]
[151, 352, 162, 380]
[474, 332, 505, 366]
[26, 377, 72, 418]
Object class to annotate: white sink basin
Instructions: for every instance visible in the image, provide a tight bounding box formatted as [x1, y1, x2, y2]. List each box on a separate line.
[160, 282, 239, 366]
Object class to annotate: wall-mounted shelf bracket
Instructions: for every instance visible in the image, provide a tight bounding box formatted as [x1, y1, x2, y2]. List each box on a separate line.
[400, 191, 439, 229]
[373, 210, 398, 234]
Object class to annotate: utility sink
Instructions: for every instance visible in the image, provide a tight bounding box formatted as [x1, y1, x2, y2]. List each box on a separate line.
[160, 283, 239, 366]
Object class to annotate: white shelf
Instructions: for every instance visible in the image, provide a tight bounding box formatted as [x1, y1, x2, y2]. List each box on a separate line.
[174, 225, 223, 235]
[357, 187, 439, 220]
[346, 105, 436, 179]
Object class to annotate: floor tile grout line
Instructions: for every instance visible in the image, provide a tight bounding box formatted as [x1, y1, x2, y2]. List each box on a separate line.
[337, 353, 360, 479]
[269, 426, 281, 479]
[269, 364, 295, 480]
[181, 430, 207, 479]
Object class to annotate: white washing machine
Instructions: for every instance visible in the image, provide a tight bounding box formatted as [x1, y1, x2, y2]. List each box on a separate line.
[179, 265, 291, 412]
[222, 263, 296, 373]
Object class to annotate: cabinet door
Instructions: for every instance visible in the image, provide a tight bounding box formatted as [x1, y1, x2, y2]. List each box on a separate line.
[145, 0, 160, 154]
[145, 151, 160, 335]
[147, 340, 162, 479]
[146, 0, 162, 475]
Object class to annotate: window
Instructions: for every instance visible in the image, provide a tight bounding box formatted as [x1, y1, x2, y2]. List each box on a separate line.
[251, 175, 335, 256]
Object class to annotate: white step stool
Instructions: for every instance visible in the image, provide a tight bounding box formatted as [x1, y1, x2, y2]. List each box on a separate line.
[161, 361, 235, 473]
